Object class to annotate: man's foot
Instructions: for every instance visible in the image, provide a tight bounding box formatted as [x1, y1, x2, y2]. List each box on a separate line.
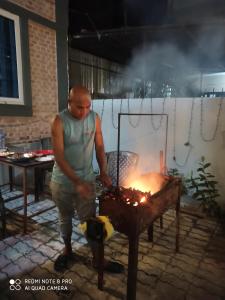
[54, 254, 68, 272]
[54, 252, 77, 272]
[93, 260, 124, 274]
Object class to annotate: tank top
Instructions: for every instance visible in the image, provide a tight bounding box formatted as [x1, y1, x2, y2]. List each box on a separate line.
[51, 109, 96, 189]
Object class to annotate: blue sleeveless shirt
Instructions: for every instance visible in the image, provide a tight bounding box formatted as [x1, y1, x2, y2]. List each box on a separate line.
[51, 109, 96, 189]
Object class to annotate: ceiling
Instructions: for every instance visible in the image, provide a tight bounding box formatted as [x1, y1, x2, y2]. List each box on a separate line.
[68, 0, 225, 72]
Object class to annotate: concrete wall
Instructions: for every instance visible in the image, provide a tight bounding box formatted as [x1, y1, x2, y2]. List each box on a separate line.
[92, 97, 225, 207]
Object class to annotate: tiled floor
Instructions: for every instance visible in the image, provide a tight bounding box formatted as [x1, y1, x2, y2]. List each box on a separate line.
[0, 189, 225, 300]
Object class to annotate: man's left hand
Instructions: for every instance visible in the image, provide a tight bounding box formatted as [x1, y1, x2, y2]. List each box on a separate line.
[99, 172, 112, 188]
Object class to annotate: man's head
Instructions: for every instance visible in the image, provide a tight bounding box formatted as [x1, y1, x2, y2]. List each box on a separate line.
[68, 85, 91, 119]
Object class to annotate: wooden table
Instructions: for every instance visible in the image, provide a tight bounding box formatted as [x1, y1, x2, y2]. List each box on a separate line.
[99, 176, 181, 300]
[0, 156, 54, 233]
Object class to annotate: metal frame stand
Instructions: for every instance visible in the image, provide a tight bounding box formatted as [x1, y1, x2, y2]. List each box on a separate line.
[116, 113, 169, 187]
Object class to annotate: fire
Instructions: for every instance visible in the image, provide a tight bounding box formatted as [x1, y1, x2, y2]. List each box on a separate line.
[140, 196, 146, 203]
[126, 179, 152, 193]
[125, 172, 168, 194]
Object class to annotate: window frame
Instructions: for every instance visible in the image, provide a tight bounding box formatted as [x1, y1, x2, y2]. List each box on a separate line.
[0, 3, 32, 116]
[0, 8, 24, 105]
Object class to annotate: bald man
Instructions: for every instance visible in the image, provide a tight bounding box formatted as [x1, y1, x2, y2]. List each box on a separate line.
[51, 86, 123, 273]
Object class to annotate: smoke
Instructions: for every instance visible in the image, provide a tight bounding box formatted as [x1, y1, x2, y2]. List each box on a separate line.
[116, 24, 225, 97]
[192, 25, 225, 70]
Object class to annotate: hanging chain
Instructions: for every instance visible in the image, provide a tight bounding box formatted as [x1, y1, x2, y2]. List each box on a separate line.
[200, 97, 223, 142]
[127, 98, 144, 128]
[111, 98, 122, 129]
[173, 98, 194, 167]
[150, 97, 166, 131]
[100, 99, 105, 121]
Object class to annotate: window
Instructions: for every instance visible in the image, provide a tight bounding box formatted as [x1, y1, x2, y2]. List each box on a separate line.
[0, 8, 24, 105]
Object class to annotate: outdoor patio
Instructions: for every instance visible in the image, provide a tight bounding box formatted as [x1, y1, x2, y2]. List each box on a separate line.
[0, 188, 225, 300]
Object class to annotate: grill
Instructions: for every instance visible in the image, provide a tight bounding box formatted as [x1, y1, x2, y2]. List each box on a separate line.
[98, 175, 181, 300]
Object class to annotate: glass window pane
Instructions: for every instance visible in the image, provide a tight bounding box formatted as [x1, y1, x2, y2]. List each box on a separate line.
[0, 14, 19, 98]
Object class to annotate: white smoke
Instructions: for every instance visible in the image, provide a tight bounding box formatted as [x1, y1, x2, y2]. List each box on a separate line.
[117, 23, 225, 97]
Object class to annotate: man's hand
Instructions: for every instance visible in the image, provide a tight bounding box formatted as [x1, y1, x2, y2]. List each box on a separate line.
[99, 172, 112, 188]
[75, 180, 95, 199]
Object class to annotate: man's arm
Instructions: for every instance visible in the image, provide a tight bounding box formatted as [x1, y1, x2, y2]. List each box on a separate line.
[95, 114, 112, 187]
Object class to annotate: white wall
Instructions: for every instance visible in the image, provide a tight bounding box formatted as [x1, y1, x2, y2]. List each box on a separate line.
[92, 97, 225, 207]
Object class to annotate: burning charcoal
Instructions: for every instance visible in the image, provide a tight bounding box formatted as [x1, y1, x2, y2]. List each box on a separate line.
[99, 185, 152, 208]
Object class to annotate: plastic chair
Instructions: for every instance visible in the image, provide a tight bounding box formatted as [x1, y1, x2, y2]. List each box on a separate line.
[106, 151, 139, 186]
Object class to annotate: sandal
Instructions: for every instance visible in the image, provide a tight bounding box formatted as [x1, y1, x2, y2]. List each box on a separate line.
[104, 261, 124, 273]
[54, 254, 69, 272]
[94, 260, 124, 274]
[54, 252, 79, 272]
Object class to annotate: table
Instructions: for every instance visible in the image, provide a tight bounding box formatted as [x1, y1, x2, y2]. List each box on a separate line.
[0, 156, 54, 233]
[99, 176, 181, 300]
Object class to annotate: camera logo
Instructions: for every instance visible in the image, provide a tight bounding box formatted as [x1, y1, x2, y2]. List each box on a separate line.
[9, 279, 22, 290]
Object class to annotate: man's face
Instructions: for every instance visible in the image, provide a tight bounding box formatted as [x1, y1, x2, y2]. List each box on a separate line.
[68, 93, 91, 120]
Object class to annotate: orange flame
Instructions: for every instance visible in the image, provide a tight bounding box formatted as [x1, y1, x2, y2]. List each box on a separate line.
[126, 179, 151, 193]
[125, 172, 167, 195]
[140, 196, 146, 203]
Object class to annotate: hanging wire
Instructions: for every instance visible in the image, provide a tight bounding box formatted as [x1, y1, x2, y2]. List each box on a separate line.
[200, 97, 223, 142]
[127, 98, 144, 128]
[150, 97, 166, 131]
[173, 98, 195, 168]
[111, 98, 122, 129]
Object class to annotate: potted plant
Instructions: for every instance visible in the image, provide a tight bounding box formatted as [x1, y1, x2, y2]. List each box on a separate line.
[186, 156, 221, 217]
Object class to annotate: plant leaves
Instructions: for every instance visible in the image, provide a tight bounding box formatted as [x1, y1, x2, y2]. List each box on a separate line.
[204, 163, 211, 168]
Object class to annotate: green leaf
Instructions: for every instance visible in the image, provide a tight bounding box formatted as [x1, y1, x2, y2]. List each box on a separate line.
[198, 183, 207, 187]
[204, 163, 211, 168]
[192, 191, 202, 197]
[197, 197, 206, 202]
[208, 181, 217, 185]
[206, 174, 215, 178]
[213, 194, 220, 198]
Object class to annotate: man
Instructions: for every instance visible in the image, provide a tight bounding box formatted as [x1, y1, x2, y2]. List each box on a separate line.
[51, 85, 123, 273]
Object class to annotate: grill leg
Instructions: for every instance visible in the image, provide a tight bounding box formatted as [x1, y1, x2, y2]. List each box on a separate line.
[127, 234, 139, 300]
[97, 241, 104, 290]
[86, 219, 105, 290]
[160, 216, 163, 229]
[175, 196, 180, 252]
[9, 166, 13, 192]
[148, 223, 154, 242]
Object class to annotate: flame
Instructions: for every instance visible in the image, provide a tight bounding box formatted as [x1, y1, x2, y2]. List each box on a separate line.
[126, 179, 152, 193]
[140, 196, 146, 203]
[125, 172, 168, 194]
